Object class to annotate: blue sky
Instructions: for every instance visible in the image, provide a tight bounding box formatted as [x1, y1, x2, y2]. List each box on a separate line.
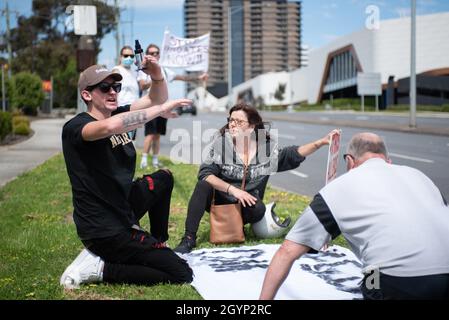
[2, 0, 449, 98]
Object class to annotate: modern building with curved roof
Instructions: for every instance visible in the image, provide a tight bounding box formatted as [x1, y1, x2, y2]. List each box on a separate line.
[227, 11, 449, 108]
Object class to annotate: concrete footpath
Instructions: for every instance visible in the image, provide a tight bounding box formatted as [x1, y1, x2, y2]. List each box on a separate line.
[0, 118, 67, 188]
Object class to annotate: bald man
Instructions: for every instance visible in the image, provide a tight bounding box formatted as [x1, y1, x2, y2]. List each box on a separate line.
[260, 132, 449, 300]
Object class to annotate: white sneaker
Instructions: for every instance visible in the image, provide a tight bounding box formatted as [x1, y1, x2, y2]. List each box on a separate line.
[140, 158, 148, 169]
[60, 248, 104, 290]
[152, 157, 159, 168]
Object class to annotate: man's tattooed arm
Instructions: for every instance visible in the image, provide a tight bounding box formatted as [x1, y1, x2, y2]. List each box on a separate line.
[120, 111, 149, 129]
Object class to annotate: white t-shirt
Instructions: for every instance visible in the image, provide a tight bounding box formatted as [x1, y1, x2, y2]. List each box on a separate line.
[286, 158, 449, 277]
[137, 67, 176, 97]
[113, 65, 140, 106]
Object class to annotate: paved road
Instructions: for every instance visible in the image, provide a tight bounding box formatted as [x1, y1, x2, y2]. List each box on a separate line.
[135, 112, 449, 200]
[2, 113, 447, 201]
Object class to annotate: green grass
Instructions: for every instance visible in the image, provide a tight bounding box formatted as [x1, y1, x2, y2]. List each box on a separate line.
[0, 153, 347, 300]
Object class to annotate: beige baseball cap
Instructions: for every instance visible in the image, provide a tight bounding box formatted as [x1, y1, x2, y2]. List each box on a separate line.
[78, 64, 122, 93]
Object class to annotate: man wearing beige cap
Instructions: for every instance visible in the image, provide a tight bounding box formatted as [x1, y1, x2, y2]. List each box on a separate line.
[60, 56, 193, 290]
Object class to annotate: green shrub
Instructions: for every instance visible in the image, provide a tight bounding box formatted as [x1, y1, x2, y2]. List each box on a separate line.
[262, 105, 287, 111]
[11, 72, 45, 116]
[322, 97, 376, 110]
[442, 104, 449, 112]
[12, 115, 30, 127]
[0, 111, 12, 141]
[54, 58, 78, 109]
[13, 121, 31, 135]
[11, 109, 23, 117]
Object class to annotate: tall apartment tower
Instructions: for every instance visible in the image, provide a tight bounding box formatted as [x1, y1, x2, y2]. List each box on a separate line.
[184, 0, 302, 98]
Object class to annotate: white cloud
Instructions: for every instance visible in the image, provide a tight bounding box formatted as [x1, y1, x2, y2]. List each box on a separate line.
[418, 0, 438, 7]
[395, 7, 411, 18]
[322, 33, 339, 42]
[321, 3, 339, 19]
[348, 0, 387, 8]
[117, 0, 184, 9]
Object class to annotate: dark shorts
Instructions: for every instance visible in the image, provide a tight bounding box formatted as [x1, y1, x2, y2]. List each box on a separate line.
[145, 117, 167, 135]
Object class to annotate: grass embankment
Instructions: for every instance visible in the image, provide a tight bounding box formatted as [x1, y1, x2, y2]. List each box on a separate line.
[0, 153, 346, 300]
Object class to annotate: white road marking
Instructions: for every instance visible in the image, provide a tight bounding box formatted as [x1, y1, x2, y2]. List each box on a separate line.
[389, 152, 434, 163]
[355, 116, 369, 120]
[289, 125, 305, 130]
[289, 170, 309, 178]
[320, 117, 330, 121]
[277, 134, 296, 140]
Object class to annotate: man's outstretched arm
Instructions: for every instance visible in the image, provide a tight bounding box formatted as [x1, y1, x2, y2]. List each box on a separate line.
[82, 99, 191, 141]
[259, 240, 310, 300]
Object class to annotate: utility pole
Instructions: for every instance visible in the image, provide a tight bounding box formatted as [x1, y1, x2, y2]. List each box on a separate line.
[114, 0, 121, 64]
[409, 0, 417, 128]
[2, 65, 5, 112]
[5, 0, 12, 78]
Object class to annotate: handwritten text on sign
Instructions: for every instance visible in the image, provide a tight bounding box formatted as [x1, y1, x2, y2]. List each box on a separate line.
[160, 31, 210, 72]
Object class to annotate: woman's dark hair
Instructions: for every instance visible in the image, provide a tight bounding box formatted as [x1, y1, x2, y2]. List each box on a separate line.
[120, 45, 133, 56]
[219, 103, 270, 141]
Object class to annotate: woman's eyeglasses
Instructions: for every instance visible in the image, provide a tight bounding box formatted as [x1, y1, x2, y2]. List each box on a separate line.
[87, 82, 122, 94]
[147, 51, 160, 57]
[122, 54, 135, 58]
[227, 117, 249, 126]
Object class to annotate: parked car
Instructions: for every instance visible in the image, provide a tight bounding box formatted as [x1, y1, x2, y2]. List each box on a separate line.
[176, 104, 197, 116]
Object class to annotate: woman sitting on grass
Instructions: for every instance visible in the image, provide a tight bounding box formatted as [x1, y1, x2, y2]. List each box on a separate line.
[174, 103, 338, 254]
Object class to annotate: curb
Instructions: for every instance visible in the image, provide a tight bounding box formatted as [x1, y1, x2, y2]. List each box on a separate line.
[260, 114, 449, 137]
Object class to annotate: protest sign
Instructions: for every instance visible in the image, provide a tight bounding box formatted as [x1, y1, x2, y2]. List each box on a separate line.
[160, 30, 210, 72]
[325, 130, 341, 184]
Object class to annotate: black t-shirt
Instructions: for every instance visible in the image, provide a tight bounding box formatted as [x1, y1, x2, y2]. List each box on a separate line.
[62, 106, 136, 240]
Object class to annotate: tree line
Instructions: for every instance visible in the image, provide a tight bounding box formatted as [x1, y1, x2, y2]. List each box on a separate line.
[0, 0, 116, 112]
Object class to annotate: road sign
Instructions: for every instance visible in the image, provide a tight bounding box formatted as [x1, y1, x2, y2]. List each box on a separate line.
[357, 72, 382, 96]
[73, 5, 97, 36]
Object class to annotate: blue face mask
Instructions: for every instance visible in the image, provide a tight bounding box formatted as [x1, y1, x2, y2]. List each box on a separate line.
[122, 57, 134, 67]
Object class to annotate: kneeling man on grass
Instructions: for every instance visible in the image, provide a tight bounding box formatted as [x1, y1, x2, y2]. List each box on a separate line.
[60, 58, 193, 289]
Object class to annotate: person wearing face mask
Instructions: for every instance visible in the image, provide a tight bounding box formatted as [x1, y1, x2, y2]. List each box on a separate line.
[112, 46, 140, 139]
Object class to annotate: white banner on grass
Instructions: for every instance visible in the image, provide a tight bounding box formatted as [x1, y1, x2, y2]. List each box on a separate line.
[160, 30, 210, 72]
[184, 244, 363, 300]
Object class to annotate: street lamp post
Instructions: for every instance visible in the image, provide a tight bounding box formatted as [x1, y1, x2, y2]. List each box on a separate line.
[410, 0, 417, 128]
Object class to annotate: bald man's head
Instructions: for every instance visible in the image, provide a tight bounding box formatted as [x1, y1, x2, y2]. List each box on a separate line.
[347, 132, 389, 161]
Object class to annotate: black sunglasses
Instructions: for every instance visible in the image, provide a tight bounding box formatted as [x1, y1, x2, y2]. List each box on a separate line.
[123, 54, 135, 58]
[87, 82, 122, 93]
[147, 51, 159, 56]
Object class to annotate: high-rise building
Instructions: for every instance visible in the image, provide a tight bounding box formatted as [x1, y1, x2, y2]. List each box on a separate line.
[184, 0, 302, 98]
